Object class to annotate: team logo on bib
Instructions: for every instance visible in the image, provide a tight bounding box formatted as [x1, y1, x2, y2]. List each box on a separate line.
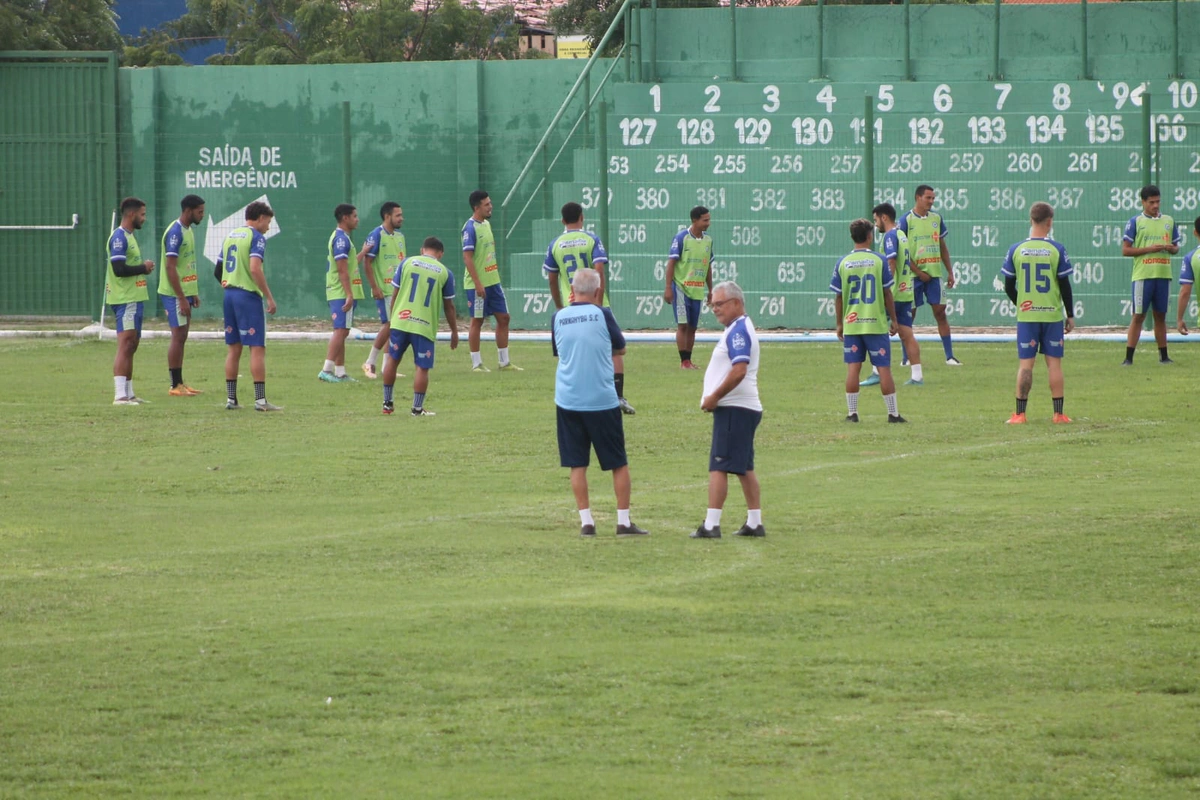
[1020, 301, 1034, 312]
[845, 312, 858, 323]
[398, 309, 412, 320]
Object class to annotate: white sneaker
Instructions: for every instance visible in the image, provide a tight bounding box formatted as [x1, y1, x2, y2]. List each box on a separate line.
[129, 396, 150, 404]
[255, 400, 284, 412]
[945, 357, 963, 366]
[113, 397, 138, 406]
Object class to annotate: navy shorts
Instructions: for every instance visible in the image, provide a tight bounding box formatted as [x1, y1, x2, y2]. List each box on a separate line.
[111, 301, 143, 335]
[223, 287, 265, 347]
[557, 406, 627, 471]
[375, 297, 390, 325]
[1131, 278, 1170, 315]
[1016, 320, 1065, 359]
[894, 300, 914, 328]
[914, 277, 943, 308]
[329, 299, 357, 329]
[467, 285, 508, 319]
[161, 294, 198, 328]
[671, 286, 702, 328]
[388, 329, 435, 369]
[709, 406, 762, 475]
[842, 333, 892, 367]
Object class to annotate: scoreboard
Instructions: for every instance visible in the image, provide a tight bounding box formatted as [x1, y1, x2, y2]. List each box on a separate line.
[513, 79, 1200, 330]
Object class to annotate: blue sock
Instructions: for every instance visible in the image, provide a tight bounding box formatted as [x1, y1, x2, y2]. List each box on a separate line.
[383, 384, 394, 403]
[413, 391, 426, 409]
[941, 334, 954, 360]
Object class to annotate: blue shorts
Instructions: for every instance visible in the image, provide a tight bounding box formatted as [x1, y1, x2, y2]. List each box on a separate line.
[375, 297, 390, 325]
[467, 285, 508, 319]
[709, 406, 762, 475]
[224, 287, 266, 346]
[894, 300, 914, 328]
[914, 277, 943, 308]
[388, 329, 435, 370]
[843, 333, 892, 367]
[111, 301, 144, 335]
[671, 287, 702, 328]
[1131, 278, 1170, 315]
[161, 294, 198, 328]
[557, 405, 627, 471]
[329, 299, 358, 329]
[1016, 320, 1065, 359]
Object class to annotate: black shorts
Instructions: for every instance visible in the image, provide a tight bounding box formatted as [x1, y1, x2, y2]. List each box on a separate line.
[709, 406, 762, 475]
[557, 406, 627, 471]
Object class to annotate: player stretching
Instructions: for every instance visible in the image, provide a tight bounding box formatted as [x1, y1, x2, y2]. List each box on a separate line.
[1001, 202, 1075, 424]
[107, 197, 155, 405]
[544, 201, 635, 414]
[319, 203, 362, 382]
[218, 201, 281, 411]
[1122, 185, 1179, 365]
[899, 185, 960, 366]
[360, 201, 406, 380]
[462, 189, 520, 371]
[382, 237, 459, 417]
[664, 205, 714, 369]
[161, 194, 205, 396]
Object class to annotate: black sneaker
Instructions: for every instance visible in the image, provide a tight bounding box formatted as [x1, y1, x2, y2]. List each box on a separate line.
[888, 414, 908, 423]
[616, 522, 649, 537]
[1160, 357, 1175, 364]
[382, 401, 394, 415]
[690, 524, 721, 539]
[1121, 358, 1134, 366]
[580, 524, 596, 537]
[734, 524, 766, 537]
[411, 407, 436, 417]
[845, 413, 859, 423]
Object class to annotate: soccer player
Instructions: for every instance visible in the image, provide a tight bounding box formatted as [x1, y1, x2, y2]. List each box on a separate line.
[160, 194, 205, 396]
[664, 205, 713, 369]
[382, 237, 459, 417]
[1001, 202, 1075, 424]
[1122, 185, 1180, 365]
[691, 281, 764, 540]
[552, 267, 648, 538]
[462, 189, 520, 371]
[360, 201, 406, 380]
[875, 202, 923, 385]
[1176, 217, 1200, 336]
[544, 201, 635, 415]
[319, 203, 363, 382]
[106, 197, 155, 405]
[899, 185, 961, 366]
[831, 218, 905, 424]
[217, 201, 281, 411]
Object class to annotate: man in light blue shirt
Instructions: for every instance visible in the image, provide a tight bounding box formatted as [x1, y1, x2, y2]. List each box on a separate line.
[552, 268, 648, 538]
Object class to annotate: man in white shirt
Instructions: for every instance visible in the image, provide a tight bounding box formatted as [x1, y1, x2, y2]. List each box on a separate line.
[692, 281, 765, 539]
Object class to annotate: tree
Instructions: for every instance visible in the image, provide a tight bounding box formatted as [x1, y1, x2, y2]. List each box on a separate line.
[0, 0, 122, 52]
[548, 0, 718, 56]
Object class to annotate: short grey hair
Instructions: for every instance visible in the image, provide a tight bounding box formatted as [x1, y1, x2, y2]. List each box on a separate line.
[712, 281, 744, 303]
[572, 267, 601, 296]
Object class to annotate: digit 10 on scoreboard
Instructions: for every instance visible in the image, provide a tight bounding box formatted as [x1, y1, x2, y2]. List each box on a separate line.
[602, 80, 1198, 328]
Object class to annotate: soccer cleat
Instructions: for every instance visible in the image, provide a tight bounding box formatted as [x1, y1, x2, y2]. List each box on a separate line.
[690, 524, 721, 539]
[680, 361, 692, 370]
[254, 401, 283, 412]
[1120, 359, 1134, 366]
[411, 407, 436, 417]
[684, 361, 701, 370]
[498, 363, 524, 371]
[168, 386, 190, 397]
[318, 370, 338, 382]
[1052, 413, 1073, 424]
[1160, 357, 1175, 364]
[382, 401, 395, 415]
[471, 364, 491, 373]
[616, 522, 650, 537]
[580, 524, 597, 538]
[129, 396, 150, 404]
[362, 363, 378, 379]
[887, 414, 908, 423]
[903, 378, 924, 386]
[845, 413, 859, 423]
[333, 374, 357, 383]
[618, 397, 637, 415]
[860, 374, 881, 387]
[225, 400, 242, 410]
[945, 357, 963, 366]
[113, 397, 138, 406]
[1006, 412, 1027, 424]
[733, 524, 766, 538]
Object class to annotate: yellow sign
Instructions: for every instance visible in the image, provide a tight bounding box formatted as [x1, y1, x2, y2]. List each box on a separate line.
[557, 38, 593, 59]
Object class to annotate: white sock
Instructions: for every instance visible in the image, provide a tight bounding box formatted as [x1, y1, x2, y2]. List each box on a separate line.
[579, 508, 594, 526]
[114, 376, 127, 400]
[705, 508, 723, 530]
[126, 380, 135, 398]
[471, 351, 482, 368]
[846, 392, 859, 415]
[498, 347, 510, 366]
[884, 392, 899, 416]
[617, 508, 631, 526]
[323, 359, 336, 373]
[911, 363, 923, 381]
[872, 366, 880, 376]
[746, 509, 762, 527]
[335, 365, 347, 378]
[366, 347, 381, 367]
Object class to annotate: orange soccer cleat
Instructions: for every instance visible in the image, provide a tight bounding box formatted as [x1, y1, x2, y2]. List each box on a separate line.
[1005, 412, 1027, 424]
[1052, 413, 1072, 424]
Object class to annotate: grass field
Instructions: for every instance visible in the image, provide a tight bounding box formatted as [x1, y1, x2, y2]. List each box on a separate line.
[2, 336, 1198, 798]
